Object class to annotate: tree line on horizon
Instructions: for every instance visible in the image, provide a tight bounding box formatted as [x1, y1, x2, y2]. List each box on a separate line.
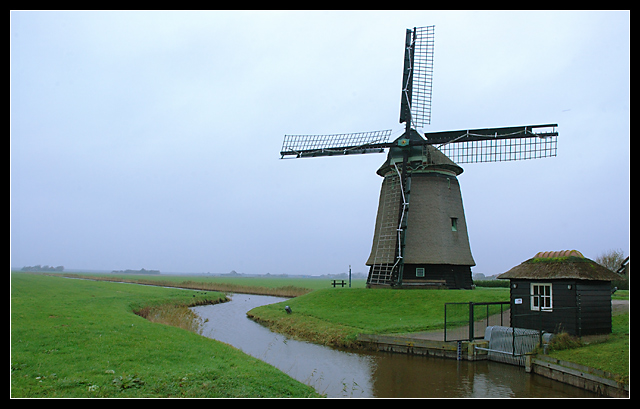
[20, 265, 64, 272]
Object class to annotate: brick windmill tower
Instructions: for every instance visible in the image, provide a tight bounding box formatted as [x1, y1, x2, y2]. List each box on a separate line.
[365, 128, 475, 288]
[280, 26, 558, 289]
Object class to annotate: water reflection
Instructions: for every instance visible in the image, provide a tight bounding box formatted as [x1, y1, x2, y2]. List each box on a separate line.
[192, 294, 596, 398]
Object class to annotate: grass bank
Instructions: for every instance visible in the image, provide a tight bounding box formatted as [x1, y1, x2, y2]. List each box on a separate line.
[540, 290, 629, 382]
[11, 273, 319, 398]
[247, 287, 510, 347]
[546, 312, 629, 383]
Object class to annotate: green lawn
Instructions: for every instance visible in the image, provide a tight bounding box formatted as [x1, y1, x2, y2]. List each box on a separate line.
[11, 273, 319, 398]
[247, 287, 510, 346]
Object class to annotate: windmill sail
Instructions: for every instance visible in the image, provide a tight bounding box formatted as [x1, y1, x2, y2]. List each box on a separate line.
[430, 124, 558, 164]
[280, 129, 392, 158]
[400, 26, 435, 130]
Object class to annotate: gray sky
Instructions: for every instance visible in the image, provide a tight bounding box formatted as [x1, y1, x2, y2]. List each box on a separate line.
[10, 10, 629, 276]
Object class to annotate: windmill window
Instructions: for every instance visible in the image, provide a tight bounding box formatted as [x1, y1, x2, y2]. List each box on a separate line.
[451, 217, 458, 232]
[416, 268, 425, 278]
[530, 283, 553, 312]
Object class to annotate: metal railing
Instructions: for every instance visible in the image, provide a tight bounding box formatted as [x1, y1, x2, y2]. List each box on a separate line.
[444, 296, 583, 366]
[477, 326, 545, 366]
[444, 301, 510, 342]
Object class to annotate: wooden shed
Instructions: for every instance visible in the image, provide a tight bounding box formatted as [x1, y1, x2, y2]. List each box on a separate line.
[497, 250, 622, 336]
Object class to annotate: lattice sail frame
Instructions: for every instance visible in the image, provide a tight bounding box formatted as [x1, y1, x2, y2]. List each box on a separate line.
[280, 129, 392, 158]
[433, 125, 558, 164]
[409, 25, 435, 129]
[438, 135, 558, 164]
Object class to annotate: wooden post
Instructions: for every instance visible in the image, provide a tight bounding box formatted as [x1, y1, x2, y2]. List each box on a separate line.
[468, 302, 474, 341]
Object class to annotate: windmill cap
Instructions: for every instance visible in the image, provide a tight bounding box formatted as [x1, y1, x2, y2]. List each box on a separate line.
[377, 132, 463, 176]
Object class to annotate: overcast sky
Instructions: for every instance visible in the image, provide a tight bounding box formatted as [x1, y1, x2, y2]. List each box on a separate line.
[10, 10, 629, 276]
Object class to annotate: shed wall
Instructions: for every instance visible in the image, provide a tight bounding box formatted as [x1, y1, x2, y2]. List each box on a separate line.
[508, 279, 612, 336]
[510, 279, 577, 334]
[575, 281, 613, 335]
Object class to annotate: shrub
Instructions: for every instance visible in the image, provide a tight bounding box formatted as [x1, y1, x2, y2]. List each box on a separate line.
[473, 280, 509, 288]
[547, 332, 583, 352]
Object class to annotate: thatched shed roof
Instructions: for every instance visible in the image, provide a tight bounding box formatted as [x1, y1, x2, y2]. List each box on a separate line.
[497, 250, 623, 281]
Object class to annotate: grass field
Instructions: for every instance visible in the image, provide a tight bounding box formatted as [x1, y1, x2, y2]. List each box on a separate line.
[10, 273, 319, 398]
[13, 272, 628, 395]
[51, 272, 367, 297]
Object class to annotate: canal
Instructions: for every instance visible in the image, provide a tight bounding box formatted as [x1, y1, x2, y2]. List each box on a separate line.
[191, 293, 598, 398]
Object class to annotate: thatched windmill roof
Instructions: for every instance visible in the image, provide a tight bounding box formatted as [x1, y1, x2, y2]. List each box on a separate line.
[376, 131, 463, 177]
[497, 250, 623, 281]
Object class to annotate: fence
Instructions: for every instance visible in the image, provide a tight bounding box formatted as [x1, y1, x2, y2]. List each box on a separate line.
[444, 302, 510, 342]
[445, 297, 583, 366]
[480, 326, 547, 366]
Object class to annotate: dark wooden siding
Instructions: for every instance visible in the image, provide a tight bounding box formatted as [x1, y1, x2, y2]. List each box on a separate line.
[508, 279, 612, 336]
[509, 279, 562, 334]
[576, 281, 612, 335]
[402, 264, 472, 289]
[547, 280, 578, 335]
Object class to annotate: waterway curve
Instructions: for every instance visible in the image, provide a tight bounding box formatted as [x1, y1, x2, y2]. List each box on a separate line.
[191, 293, 598, 398]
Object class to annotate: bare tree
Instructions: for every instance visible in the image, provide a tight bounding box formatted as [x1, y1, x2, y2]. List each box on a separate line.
[595, 249, 627, 273]
[595, 249, 629, 290]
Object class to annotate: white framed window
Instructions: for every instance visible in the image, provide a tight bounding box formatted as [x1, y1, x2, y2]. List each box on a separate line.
[416, 268, 425, 277]
[530, 283, 553, 311]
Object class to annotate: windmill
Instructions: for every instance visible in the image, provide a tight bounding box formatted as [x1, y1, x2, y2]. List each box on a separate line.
[280, 26, 558, 289]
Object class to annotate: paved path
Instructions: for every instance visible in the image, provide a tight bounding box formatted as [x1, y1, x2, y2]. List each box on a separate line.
[394, 300, 628, 342]
[612, 299, 629, 314]
[393, 309, 511, 342]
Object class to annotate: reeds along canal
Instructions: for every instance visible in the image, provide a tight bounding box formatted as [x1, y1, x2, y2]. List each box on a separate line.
[191, 294, 598, 398]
